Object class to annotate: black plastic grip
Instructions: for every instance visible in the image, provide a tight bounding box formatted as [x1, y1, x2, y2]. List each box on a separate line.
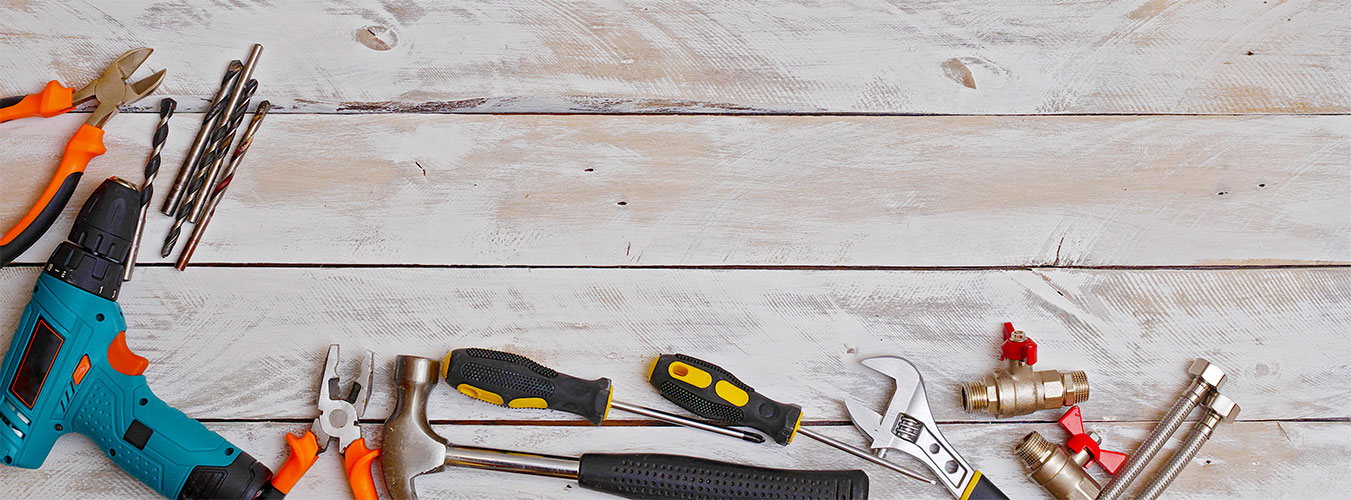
[0, 172, 81, 267]
[0, 95, 23, 108]
[578, 453, 868, 500]
[963, 473, 1009, 500]
[177, 452, 273, 500]
[442, 348, 612, 424]
[648, 354, 802, 445]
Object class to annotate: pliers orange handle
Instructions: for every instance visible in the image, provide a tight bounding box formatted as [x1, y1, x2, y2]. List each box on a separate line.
[0, 48, 164, 267]
[269, 431, 381, 500]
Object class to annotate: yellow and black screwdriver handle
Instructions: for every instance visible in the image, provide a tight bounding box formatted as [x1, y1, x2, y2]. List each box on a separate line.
[442, 348, 613, 424]
[648, 354, 802, 445]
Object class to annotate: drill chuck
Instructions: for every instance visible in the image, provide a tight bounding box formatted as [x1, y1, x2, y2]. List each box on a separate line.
[44, 178, 139, 300]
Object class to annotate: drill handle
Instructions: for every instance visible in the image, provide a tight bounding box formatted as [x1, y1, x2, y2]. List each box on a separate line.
[68, 364, 271, 499]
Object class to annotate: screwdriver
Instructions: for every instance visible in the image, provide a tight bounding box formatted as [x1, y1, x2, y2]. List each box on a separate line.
[442, 348, 765, 443]
[648, 353, 935, 484]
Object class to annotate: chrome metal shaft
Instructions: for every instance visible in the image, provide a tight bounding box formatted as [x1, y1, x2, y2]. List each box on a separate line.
[609, 401, 765, 443]
[444, 444, 581, 479]
[796, 427, 934, 484]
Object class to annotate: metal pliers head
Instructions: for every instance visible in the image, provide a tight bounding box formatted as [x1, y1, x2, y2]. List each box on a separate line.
[311, 344, 375, 453]
[74, 47, 166, 128]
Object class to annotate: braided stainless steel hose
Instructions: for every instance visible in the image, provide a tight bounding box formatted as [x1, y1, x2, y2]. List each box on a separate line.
[123, 98, 175, 281]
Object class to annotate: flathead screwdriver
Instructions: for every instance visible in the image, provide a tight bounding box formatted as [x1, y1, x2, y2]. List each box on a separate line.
[442, 348, 765, 443]
[649, 353, 935, 484]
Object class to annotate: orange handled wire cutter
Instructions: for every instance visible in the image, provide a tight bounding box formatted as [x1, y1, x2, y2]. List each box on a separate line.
[267, 345, 381, 500]
[0, 48, 165, 266]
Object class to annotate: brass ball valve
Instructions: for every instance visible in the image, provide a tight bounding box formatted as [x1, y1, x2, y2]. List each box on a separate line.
[961, 322, 1089, 417]
[1014, 406, 1128, 500]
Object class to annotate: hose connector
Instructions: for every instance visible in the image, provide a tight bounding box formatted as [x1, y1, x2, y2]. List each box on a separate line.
[960, 322, 1089, 417]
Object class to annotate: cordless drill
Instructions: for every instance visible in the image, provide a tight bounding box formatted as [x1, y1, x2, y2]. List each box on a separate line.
[0, 178, 272, 498]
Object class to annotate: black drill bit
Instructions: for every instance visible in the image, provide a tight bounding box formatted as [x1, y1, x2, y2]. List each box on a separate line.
[124, 98, 175, 281]
[163, 79, 256, 258]
[162, 60, 241, 215]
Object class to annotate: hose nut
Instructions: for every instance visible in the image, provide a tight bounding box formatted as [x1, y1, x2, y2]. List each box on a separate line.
[960, 323, 1089, 417]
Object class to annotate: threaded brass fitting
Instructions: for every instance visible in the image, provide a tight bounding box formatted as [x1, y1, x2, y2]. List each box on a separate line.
[1015, 432, 1100, 500]
[961, 362, 1089, 417]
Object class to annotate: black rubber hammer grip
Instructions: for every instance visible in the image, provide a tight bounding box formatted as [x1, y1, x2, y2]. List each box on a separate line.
[442, 348, 613, 424]
[578, 453, 869, 500]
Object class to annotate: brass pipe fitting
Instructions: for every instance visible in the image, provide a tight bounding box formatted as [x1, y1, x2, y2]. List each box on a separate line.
[1014, 432, 1100, 500]
[960, 323, 1089, 417]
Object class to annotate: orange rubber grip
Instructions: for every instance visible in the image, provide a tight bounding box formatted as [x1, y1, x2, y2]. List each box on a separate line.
[0, 81, 74, 123]
[270, 431, 320, 495]
[0, 124, 106, 247]
[343, 438, 381, 500]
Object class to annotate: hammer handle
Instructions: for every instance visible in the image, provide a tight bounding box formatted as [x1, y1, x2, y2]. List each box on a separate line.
[578, 453, 868, 500]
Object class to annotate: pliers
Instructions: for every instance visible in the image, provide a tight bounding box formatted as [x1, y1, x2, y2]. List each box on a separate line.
[0, 47, 165, 266]
[267, 345, 380, 500]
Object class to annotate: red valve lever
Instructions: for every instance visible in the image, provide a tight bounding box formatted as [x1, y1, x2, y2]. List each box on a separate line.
[1057, 406, 1127, 474]
[1000, 322, 1038, 365]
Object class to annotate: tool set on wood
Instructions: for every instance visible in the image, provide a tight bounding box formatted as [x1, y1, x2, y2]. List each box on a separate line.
[0, 46, 1244, 499]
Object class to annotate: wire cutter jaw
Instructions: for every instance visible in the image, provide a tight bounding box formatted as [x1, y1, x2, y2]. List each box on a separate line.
[311, 345, 375, 453]
[72, 47, 166, 128]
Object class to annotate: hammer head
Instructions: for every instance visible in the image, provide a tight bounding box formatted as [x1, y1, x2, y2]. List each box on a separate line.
[382, 355, 450, 500]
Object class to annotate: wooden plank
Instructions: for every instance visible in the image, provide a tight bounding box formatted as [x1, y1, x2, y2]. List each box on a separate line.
[2, 114, 1347, 266]
[1, 267, 1346, 422]
[1, 1, 1347, 114]
[0, 421, 1341, 499]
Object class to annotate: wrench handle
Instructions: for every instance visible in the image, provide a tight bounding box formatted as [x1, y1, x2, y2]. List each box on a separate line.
[961, 471, 1009, 500]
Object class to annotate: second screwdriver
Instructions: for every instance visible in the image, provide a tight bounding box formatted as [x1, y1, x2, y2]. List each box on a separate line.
[649, 353, 934, 484]
[442, 348, 765, 443]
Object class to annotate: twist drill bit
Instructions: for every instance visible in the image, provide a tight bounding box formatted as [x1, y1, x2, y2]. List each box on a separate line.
[163, 80, 257, 257]
[162, 60, 242, 215]
[190, 44, 263, 222]
[191, 78, 258, 223]
[123, 98, 176, 281]
[177, 101, 271, 270]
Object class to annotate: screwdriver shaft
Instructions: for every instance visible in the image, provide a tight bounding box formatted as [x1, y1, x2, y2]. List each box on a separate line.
[797, 427, 934, 484]
[609, 401, 765, 444]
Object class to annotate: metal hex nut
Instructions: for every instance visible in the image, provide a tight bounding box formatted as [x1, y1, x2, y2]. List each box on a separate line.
[1186, 358, 1228, 391]
[1205, 393, 1240, 422]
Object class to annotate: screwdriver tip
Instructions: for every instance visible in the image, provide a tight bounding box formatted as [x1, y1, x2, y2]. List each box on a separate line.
[741, 432, 767, 444]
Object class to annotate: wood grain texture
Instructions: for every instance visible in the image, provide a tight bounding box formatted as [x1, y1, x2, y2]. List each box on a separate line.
[2, 114, 1347, 266]
[0, 421, 1341, 499]
[1, 1, 1347, 114]
[1, 266, 1345, 422]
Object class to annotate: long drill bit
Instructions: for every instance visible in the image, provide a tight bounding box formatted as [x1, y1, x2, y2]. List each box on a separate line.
[190, 44, 263, 223]
[177, 101, 271, 270]
[162, 79, 257, 257]
[123, 98, 176, 281]
[161, 60, 241, 215]
[192, 77, 258, 223]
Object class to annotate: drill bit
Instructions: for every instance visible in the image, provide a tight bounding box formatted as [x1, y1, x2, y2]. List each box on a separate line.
[190, 44, 263, 223]
[161, 60, 241, 215]
[162, 80, 257, 258]
[177, 101, 271, 270]
[123, 98, 175, 281]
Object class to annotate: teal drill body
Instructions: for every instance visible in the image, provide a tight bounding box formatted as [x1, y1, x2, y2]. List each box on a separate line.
[0, 178, 271, 499]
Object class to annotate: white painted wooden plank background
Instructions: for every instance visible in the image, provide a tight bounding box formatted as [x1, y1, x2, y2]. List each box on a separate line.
[2, 114, 1347, 267]
[1, 267, 1345, 423]
[2, 0, 1348, 499]
[1, 1, 1348, 114]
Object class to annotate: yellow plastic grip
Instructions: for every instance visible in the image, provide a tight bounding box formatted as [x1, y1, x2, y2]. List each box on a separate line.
[668, 361, 713, 388]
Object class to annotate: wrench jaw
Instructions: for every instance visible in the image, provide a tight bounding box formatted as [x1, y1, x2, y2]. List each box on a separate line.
[852, 355, 981, 499]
